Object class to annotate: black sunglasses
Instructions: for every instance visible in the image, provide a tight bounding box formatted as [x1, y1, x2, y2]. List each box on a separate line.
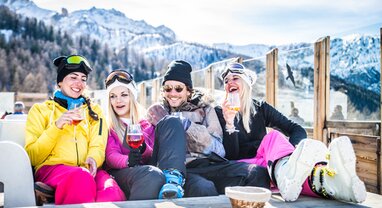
[163, 85, 185, 93]
[220, 63, 245, 80]
[105, 70, 133, 88]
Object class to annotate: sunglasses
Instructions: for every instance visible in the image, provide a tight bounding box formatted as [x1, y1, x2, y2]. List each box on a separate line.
[163, 85, 185, 93]
[220, 63, 245, 80]
[64, 55, 93, 72]
[105, 70, 133, 88]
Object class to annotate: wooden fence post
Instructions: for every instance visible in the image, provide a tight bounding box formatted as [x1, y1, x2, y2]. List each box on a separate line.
[313, 36, 330, 143]
[138, 82, 146, 108]
[266, 48, 278, 107]
[151, 78, 160, 105]
[205, 65, 214, 95]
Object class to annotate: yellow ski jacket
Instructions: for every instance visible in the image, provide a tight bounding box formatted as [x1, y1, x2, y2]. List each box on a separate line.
[25, 100, 107, 171]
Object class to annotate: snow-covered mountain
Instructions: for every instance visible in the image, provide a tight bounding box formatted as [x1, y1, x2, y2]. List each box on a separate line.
[49, 7, 176, 50]
[142, 42, 234, 70]
[0, 0, 54, 20]
[1, 0, 175, 49]
[331, 34, 380, 94]
[214, 35, 380, 119]
[2, 0, 379, 81]
[219, 35, 380, 94]
[1, 0, 380, 116]
[0, 0, 241, 69]
[212, 43, 273, 59]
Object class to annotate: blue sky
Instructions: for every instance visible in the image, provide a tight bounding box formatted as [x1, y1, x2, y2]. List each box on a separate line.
[33, 0, 382, 45]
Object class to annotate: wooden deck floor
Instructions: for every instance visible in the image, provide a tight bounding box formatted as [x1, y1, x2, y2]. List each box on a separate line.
[2, 192, 381, 207]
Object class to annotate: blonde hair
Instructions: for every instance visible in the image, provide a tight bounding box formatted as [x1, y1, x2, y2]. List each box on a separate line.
[239, 78, 255, 133]
[108, 88, 146, 143]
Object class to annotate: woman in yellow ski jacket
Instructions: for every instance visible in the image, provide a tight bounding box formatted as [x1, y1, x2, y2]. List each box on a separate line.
[25, 55, 125, 205]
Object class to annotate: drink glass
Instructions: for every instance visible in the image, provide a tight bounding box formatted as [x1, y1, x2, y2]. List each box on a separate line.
[227, 92, 240, 111]
[69, 103, 85, 126]
[69, 103, 85, 142]
[226, 92, 240, 133]
[125, 124, 144, 149]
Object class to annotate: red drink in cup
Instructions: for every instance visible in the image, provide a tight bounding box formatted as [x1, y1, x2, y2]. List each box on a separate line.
[127, 133, 144, 149]
[125, 124, 144, 149]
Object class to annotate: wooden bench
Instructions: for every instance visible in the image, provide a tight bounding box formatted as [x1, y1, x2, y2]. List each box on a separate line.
[38, 193, 382, 208]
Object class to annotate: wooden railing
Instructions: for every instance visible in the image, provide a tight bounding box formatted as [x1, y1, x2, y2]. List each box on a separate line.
[15, 92, 49, 112]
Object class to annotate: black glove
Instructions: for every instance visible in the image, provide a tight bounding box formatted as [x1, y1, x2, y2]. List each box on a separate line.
[128, 148, 142, 167]
[138, 141, 146, 153]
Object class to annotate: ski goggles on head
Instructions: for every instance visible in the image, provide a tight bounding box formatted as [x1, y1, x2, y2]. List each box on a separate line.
[105, 70, 134, 88]
[64, 55, 93, 72]
[220, 62, 246, 80]
[162, 84, 185, 93]
[14, 102, 24, 109]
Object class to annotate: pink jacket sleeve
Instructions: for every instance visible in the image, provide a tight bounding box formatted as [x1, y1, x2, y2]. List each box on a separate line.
[105, 129, 128, 169]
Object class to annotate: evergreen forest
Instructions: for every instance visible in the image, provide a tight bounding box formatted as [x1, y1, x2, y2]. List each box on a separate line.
[0, 5, 157, 93]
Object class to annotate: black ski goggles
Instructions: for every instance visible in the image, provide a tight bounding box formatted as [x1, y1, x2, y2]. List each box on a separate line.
[105, 70, 134, 88]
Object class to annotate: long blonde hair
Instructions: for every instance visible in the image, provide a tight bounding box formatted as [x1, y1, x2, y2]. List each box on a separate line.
[108, 88, 146, 143]
[239, 78, 255, 133]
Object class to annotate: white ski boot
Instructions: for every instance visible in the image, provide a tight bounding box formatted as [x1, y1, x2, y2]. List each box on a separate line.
[274, 139, 328, 201]
[312, 136, 366, 203]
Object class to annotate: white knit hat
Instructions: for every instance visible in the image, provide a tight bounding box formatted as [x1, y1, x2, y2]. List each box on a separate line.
[106, 79, 138, 100]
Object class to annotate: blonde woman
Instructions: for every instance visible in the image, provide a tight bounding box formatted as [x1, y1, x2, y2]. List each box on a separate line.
[104, 70, 167, 200]
[215, 62, 366, 203]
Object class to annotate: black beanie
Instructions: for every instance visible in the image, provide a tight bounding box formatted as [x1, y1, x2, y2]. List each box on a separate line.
[162, 60, 193, 88]
[54, 55, 92, 84]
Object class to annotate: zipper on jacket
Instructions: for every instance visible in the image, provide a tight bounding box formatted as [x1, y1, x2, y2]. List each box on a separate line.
[74, 135, 79, 166]
[98, 118, 103, 135]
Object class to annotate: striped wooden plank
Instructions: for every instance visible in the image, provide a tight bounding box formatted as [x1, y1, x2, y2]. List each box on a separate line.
[37, 193, 382, 208]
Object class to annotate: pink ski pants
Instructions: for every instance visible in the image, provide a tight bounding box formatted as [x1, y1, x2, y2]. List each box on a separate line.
[35, 164, 126, 205]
